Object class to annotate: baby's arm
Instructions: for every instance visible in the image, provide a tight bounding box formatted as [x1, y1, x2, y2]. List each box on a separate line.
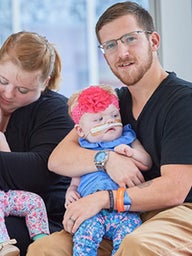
[114, 139, 152, 170]
[65, 177, 81, 208]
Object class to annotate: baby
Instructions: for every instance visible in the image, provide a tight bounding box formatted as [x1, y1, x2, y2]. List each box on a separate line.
[65, 85, 152, 256]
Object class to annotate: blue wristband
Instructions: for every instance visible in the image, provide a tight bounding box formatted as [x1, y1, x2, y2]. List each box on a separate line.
[124, 190, 132, 211]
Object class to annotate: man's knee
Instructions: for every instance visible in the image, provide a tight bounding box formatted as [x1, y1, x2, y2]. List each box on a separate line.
[115, 232, 155, 256]
[26, 231, 73, 256]
[26, 238, 45, 256]
[120, 232, 141, 250]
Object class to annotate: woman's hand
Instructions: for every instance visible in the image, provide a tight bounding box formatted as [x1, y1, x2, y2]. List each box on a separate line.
[63, 191, 108, 234]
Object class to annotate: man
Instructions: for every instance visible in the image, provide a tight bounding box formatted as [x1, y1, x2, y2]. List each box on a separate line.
[27, 1, 192, 255]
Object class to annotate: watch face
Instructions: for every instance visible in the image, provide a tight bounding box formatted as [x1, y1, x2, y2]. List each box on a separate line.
[96, 151, 106, 162]
[94, 151, 109, 171]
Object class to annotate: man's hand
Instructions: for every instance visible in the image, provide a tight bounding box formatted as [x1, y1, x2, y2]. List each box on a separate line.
[105, 151, 145, 187]
[63, 191, 107, 234]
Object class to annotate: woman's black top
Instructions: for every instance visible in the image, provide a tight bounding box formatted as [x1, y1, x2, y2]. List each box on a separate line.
[1, 90, 74, 255]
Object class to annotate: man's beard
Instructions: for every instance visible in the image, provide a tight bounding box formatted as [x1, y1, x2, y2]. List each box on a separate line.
[110, 48, 153, 86]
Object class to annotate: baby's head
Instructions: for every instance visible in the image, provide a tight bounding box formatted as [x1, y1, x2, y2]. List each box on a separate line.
[68, 85, 123, 143]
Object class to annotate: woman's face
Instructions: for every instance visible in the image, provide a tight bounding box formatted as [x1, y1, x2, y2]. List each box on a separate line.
[0, 61, 46, 114]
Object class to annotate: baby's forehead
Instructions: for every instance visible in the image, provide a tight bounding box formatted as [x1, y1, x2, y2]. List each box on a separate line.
[84, 104, 120, 117]
[101, 104, 120, 113]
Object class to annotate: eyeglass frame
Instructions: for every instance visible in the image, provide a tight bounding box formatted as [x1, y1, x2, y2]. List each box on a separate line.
[98, 30, 152, 54]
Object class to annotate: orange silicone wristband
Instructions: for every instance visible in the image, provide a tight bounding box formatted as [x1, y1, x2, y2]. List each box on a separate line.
[116, 187, 125, 212]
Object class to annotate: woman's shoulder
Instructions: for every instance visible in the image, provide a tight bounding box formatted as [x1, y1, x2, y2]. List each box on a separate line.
[29, 90, 69, 112]
[40, 89, 69, 103]
[15, 90, 70, 119]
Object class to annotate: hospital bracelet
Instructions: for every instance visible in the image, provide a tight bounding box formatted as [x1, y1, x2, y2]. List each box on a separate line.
[116, 187, 132, 212]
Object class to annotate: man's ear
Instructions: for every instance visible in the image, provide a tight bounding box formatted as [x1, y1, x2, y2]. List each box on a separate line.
[150, 31, 160, 50]
[74, 124, 85, 137]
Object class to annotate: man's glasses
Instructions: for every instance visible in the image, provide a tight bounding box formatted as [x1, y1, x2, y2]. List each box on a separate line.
[98, 30, 152, 54]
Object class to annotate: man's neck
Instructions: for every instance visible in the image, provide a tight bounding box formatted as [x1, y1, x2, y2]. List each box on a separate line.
[128, 66, 168, 120]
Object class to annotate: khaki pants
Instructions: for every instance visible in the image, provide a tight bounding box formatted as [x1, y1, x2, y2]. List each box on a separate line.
[26, 203, 192, 256]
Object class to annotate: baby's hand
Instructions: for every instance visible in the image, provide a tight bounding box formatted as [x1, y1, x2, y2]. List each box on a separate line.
[65, 188, 81, 208]
[114, 144, 133, 157]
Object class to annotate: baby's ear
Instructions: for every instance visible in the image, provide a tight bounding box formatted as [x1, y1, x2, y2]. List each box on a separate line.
[74, 124, 85, 137]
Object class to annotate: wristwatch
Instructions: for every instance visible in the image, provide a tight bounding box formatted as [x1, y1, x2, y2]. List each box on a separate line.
[94, 150, 109, 171]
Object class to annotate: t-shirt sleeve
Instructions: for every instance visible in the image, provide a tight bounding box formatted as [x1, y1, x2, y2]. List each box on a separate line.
[160, 92, 192, 165]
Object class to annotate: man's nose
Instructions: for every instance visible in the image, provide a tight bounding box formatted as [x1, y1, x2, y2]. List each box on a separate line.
[116, 40, 130, 56]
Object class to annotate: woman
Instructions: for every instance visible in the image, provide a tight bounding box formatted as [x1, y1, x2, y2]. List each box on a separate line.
[0, 31, 74, 256]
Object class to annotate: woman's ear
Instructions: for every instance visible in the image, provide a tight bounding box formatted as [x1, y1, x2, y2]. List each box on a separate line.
[41, 76, 51, 91]
[74, 124, 85, 138]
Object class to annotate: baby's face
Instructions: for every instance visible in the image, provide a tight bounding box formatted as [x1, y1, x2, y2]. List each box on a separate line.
[78, 104, 123, 143]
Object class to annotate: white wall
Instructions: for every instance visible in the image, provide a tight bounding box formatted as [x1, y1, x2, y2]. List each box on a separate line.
[150, 0, 192, 81]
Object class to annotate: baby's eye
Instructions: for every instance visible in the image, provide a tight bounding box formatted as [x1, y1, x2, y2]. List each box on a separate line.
[93, 116, 103, 123]
[94, 117, 103, 122]
[112, 112, 120, 118]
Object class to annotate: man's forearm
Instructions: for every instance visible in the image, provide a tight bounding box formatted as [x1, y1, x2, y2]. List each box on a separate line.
[48, 128, 97, 176]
